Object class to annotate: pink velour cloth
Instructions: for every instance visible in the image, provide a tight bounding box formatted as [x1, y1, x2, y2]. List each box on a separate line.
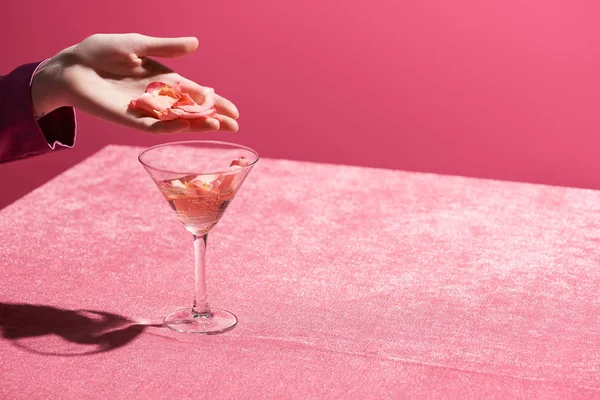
[1, 145, 599, 399]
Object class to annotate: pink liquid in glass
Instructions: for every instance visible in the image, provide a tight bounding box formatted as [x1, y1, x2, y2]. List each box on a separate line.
[155, 158, 248, 235]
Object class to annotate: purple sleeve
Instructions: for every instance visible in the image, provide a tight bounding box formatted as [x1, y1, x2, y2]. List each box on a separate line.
[0, 62, 76, 164]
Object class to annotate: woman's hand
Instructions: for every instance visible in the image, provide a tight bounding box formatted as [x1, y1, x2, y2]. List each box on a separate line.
[32, 33, 239, 134]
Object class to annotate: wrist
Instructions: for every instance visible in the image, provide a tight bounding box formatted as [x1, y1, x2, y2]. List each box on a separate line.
[31, 52, 70, 118]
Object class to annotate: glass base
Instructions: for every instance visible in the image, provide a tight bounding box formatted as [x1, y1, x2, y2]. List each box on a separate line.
[164, 308, 237, 334]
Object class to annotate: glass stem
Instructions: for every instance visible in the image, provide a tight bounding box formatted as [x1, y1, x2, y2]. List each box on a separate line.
[192, 234, 211, 316]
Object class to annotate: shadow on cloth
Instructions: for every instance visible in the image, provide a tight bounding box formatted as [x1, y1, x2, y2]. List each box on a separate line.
[0, 302, 163, 356]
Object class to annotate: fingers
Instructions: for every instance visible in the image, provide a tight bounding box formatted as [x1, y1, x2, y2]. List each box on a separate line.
[126, 105, 235, 135]
[186, 117, 220, 133]
[214, 114, 239, 132]
[214, 94, 240, 119]
[186, 115, 237, 133]
[144, 115, 238, 135]
[177, 78, 240, 119]
[128, 58, 174, 77]
[130, 34, 199, 58]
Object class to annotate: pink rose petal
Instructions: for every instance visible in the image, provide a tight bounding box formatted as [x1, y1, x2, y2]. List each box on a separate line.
[230, 157, 250, 167]
[129, 93, 178, 116]
[145, 82, 171, 96]
[129, 82, 218, 121]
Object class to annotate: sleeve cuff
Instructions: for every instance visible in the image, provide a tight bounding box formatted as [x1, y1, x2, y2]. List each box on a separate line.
[0, 61, 76, 164]
[37, 107, 76, 149]
[30, 59, 76, 150]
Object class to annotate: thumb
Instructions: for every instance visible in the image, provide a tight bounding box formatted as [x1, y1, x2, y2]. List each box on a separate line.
[130, 34, 199, 58]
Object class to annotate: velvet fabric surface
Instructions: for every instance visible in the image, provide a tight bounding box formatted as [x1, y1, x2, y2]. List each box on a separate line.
[1, 145, 599, 399]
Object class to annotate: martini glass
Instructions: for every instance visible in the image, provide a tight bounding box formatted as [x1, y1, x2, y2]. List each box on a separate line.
[139, 140, 258, 334]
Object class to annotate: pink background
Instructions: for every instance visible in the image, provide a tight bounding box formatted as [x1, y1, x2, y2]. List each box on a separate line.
[3, 0, 600, 208]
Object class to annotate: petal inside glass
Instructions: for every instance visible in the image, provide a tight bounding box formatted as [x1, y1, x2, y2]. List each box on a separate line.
[139, 141, 259, 236]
